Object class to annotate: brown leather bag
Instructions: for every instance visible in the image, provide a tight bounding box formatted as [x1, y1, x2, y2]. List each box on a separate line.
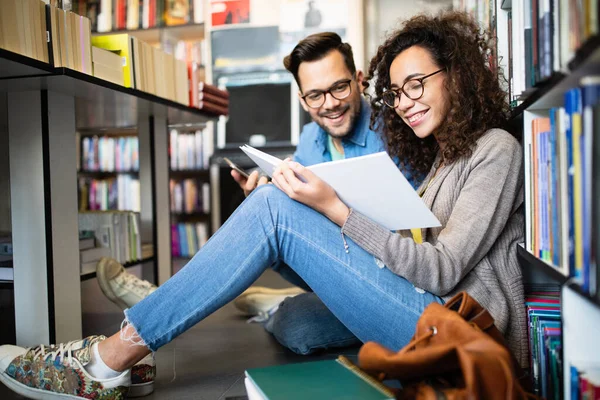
[358, 292, 535, 400]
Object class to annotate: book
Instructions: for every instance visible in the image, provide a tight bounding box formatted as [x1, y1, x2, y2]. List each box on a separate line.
[198, 100, 228, 116]
[244, 356, 394, 400]
[198, 81, 229, 99]
[198, 91, 229, 107]
[240, 146, 441, 231]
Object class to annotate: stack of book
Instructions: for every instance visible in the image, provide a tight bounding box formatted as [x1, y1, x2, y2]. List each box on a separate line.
[525, 286, 562, 399]
[47, 3, 93, 74]
[80, 136, 139, 172]
[171, 222, 209, 258]
[71, 0, 204, 32]
[169, 128, 211, 170]
[91, 33, 189, 104]
[525, 77, 600, 295]
[79, 230, 111, 275]
[0, 0, 50, 64]
[169, 179, 209, 214]
[78, 175, 140, 212]
[454, 0, 599, 105]
[91, 46, 124, 85]
[78, 211, 142, 265]
[198, 82, 229, 116]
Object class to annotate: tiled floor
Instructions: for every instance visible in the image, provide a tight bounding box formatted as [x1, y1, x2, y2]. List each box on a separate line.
[0, 268, 359, 400]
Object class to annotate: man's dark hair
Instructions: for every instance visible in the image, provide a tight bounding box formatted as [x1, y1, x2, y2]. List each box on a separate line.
[283, 32, 356, 91]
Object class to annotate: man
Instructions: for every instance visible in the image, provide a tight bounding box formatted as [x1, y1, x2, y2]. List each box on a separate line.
[96, 32, 419, 356]
[229, 32, 419, 355]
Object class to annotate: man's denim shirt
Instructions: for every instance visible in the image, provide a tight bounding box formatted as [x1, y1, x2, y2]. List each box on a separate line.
[292, 98, 421, 189]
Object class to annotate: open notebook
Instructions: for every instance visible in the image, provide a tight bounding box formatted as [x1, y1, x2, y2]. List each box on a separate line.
[240, 145, 440, 230]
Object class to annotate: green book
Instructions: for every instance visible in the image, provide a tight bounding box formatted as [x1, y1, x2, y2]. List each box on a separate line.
[244, 356, 394, 400]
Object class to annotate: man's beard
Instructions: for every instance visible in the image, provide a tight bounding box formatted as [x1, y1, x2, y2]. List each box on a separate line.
[316, 104, 360, 138]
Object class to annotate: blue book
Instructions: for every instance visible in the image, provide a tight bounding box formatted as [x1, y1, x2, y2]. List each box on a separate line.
[580, 77, 600, 292]
[564, 89, 578, 277]
[178, 224, 188, 257]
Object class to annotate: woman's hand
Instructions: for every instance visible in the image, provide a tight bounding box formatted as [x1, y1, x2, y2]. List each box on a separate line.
[271, 159, 350, 226]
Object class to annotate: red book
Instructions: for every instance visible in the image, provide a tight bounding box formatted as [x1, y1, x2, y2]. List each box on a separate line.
[198, 81, 229, 99]
[198, 91, 229, 107]
[198, 100, 228, 116]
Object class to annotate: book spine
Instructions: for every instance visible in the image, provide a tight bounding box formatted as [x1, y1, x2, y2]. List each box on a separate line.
[336, 356, 394, 398]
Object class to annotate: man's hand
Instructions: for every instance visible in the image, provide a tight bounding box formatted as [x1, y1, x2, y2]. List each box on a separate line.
[231, 170, 269, 197]
[271, 160, 349, 226]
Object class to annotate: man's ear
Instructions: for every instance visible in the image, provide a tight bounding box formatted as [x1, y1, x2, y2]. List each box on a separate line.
[297, 91, 309, 112]
[355, 70, 365, 86]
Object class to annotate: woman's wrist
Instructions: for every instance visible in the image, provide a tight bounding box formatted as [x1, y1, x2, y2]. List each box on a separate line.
[326, 198, 350, 226]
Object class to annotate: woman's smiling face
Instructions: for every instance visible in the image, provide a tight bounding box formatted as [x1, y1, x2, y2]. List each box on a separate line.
[388, 45, 449, 140]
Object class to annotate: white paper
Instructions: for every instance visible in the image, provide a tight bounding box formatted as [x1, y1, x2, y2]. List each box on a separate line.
[240, 145, 441, 230]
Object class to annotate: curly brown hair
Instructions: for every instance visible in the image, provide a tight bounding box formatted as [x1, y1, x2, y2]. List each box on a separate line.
[363, 11, 510, 175]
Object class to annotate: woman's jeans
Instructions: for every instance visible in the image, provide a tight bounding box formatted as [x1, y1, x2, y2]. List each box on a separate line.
[125, 185, 443, 352]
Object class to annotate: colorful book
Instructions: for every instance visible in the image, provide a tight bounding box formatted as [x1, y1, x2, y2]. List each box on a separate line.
[244, 356, 394, 400]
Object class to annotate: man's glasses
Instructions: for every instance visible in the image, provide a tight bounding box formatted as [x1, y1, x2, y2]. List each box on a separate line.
[381, 69, 445, 109]
[301, 79, 353, 109]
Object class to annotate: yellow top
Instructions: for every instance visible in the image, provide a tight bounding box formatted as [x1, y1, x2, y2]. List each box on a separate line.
[410, 165, 441, 244]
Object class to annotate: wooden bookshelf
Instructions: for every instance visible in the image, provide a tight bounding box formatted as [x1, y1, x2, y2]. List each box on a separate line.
[170, 211, 210, 220]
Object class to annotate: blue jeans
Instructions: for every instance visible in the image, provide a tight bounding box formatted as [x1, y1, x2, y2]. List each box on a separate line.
[265, 262, 361, 355]
[125, 185, 443, 352]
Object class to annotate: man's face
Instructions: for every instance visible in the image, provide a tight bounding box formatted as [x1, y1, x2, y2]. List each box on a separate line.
[297, 50, 363, 138]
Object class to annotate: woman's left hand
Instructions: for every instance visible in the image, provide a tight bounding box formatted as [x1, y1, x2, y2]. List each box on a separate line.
[272, 160, 350, 226]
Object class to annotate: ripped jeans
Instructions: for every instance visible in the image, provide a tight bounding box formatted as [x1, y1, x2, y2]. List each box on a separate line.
[124, 185, 443, 352]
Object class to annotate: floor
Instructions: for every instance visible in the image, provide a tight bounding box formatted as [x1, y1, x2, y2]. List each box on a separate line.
[0, 268, 360, 400]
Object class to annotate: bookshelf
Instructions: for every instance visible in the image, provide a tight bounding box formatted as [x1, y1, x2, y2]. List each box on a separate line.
[454, 0, 600, 397]
[80, 257, 155, 281]
[0, 40, 218, 347]
[92, 22, 206, 45]
[168, 124, 213, 260]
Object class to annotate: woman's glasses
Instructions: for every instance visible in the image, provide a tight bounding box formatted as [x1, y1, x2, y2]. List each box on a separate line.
[301, 79, 353, 109]
[381, 69, 445, 109]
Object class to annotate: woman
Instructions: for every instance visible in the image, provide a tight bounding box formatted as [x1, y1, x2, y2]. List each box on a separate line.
[0, 11, 526, 399]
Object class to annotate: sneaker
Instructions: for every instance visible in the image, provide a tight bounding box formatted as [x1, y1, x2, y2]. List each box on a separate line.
[129, 353, 156, 397]
[0, 335, 130, 399]
[96, 257, 157, 310]
[233, 286, 305, 317]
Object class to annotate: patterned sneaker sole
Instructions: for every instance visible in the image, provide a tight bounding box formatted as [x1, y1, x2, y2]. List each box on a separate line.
[128, 381, 154, 397]
[0, 370, 88, 399]
[96, 258, 130, 310]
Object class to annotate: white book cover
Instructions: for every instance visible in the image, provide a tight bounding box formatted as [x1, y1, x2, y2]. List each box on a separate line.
[240, 145, 441, 231]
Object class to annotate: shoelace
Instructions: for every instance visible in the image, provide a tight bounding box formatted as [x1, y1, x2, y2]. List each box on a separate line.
[117, 273, 156, 296]
[29, 339, 83, 365]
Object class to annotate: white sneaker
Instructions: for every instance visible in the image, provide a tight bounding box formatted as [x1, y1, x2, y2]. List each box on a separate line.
[96, 257, 157, 310]
[233, 286, 305, 317]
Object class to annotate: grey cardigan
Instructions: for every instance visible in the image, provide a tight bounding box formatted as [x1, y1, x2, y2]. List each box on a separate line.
[341, 129, 528, 367]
